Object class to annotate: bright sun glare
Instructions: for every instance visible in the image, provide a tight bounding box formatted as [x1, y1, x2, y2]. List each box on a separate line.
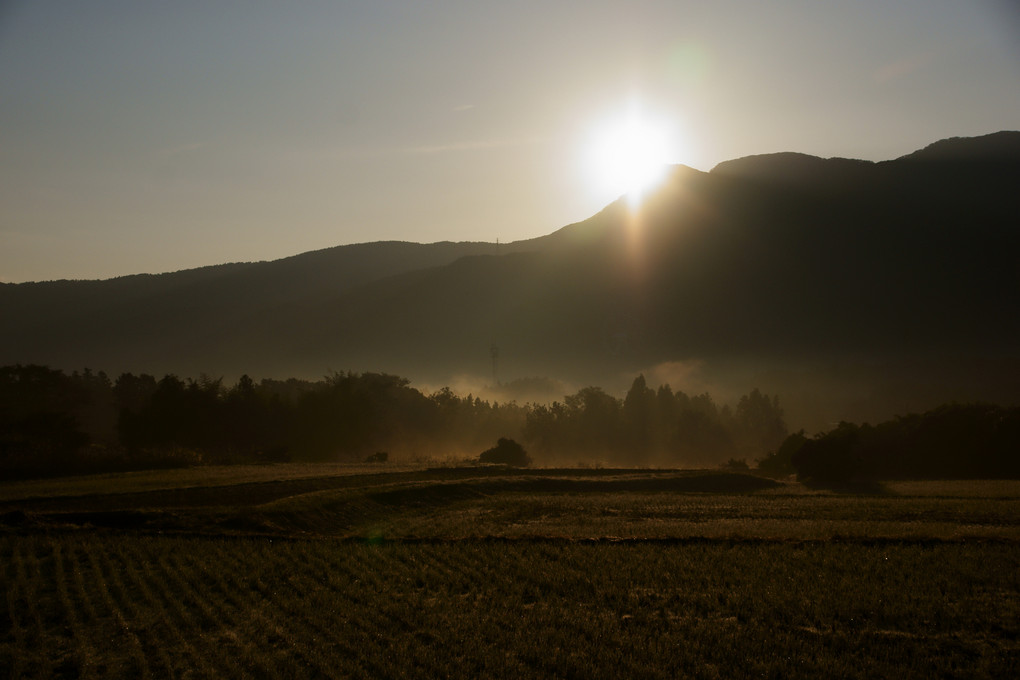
[586, 104, 679, 205]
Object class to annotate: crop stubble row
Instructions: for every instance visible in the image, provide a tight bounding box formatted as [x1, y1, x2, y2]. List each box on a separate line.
[2, 534, 1018, 679]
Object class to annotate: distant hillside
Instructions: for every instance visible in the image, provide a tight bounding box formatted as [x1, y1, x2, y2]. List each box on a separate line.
[895, 131, 1020, 162]
[2, 132, 1018, 429]
[0, 240, 528, 378]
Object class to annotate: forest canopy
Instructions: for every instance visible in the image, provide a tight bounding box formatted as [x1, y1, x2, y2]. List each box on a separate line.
[1, 364, 1016, 482]
[0, 364, 787, 478]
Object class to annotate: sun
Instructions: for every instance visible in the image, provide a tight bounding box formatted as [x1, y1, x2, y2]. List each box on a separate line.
[585, 104, 679, 205]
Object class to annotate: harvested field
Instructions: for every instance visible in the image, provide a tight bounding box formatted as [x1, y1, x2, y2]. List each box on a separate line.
[2, 467, 1018, 678]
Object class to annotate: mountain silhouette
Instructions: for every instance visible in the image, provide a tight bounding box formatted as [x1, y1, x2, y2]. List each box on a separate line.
[2, 132, 1018, 429]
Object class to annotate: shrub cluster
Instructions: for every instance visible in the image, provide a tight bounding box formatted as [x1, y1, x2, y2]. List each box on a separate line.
[479, 437, 531, 467]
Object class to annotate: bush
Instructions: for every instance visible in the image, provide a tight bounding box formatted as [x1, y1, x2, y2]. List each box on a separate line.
[792, 422, 864, 486]
[479, 437, 531, 467]
[757, 430, 807, 477]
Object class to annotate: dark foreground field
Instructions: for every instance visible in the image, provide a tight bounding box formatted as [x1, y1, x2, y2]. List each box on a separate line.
[2, 466, 1018, 678]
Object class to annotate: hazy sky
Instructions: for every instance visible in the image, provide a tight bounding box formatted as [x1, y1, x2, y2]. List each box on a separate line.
[2, 1, 1018, 282]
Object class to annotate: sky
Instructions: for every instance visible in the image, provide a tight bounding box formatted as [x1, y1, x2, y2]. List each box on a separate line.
[1, 1, 1018, 283]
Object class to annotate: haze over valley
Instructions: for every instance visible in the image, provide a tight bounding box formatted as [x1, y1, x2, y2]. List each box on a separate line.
[2, 132, 1018, 432]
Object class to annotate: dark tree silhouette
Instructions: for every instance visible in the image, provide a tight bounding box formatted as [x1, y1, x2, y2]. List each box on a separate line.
[479, 437, 531, 467]
[734, 388, 787, 459]
[757, 430, 807, 477]
[623, 374, 657, 462]
[789, 404, 1020, 485]
[0, 365, 90, 476]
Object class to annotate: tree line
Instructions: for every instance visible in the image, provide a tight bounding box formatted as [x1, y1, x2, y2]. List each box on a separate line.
[525, 375, 787, 466]
[3, 363, 1016, 481]
[0, 364, 789, 478]
[758, 403, 1020, 484]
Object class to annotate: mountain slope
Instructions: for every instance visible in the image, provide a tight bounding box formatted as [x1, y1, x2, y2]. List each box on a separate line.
[0, 239, 534, 376]
[1, 132, 1018, 426]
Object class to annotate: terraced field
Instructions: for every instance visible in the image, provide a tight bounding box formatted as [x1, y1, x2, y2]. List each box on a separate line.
[2, 467, 1018, 678]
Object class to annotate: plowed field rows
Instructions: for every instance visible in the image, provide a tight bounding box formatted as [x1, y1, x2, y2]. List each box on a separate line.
[2, 469, 1018, 678]
[3, 536, 1018, 678]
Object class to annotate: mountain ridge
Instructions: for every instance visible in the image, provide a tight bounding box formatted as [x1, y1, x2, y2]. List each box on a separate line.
[2, 132, 1018, 429]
